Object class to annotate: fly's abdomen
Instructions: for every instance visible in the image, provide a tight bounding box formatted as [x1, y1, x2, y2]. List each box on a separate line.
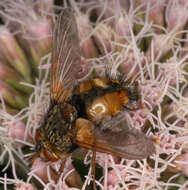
[86, 91, 129, 123]
[72, 78, 130, 123]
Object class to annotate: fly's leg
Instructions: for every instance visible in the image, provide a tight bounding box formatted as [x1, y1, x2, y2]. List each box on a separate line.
[92, 150, 97, 190]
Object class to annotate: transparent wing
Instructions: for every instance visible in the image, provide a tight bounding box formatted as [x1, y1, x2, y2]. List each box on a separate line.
[76, 113, 155, 160]
[51, 8, 81, 104]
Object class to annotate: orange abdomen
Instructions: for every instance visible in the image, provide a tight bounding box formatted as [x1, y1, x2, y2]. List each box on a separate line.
[86, 91, 129, 123]
[72, 78, 130, 123]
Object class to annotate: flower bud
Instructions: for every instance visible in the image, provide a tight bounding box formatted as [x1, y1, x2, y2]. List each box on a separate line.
[0, 0, 52, 74]
[107, 169, 122, 186]
[24, 19, 52, 71]
[139, 81, 162, 110]
[93, 23, 116, 55]
[166, 1, 188, 35]
[76, 57, 90, 79]
[15, 182, 37, 190]
[65, 170, 82, 188]
[76, 13, 98, 58]
[0, 63, 32, 94]
[115, 15, 132, 42]
[162, 103, 186, 128]
[34, 0, 54, 17]
[0, 63, 22, 83]
[167, 153, 188, 176]
[143, 0, 167, 30]
[31, 158, 58, 184]
[0, 27, 32, 83]
[0, 103, 19, 115]
[7, 120, 30, 144]
[120, 48, 145, 79]
[146, 34, 174, 62]
[163, 84, 188, 124]
[0, 80, 27, 109]
[95, 0, 129, 22]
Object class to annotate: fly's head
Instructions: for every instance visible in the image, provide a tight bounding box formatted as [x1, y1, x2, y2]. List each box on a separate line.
[35, 104, 77, 162]
[123, 84, 141, 111]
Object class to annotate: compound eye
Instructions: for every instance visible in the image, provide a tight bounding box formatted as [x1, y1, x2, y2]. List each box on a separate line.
[43, 148, 58, 162]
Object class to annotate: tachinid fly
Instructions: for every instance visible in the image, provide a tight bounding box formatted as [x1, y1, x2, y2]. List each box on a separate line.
[35, 8, 155, 190]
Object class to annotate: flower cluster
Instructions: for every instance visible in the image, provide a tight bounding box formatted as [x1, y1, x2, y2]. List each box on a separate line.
[0, 0, 187, 190]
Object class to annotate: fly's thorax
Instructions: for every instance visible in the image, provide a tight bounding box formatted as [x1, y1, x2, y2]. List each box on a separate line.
[74, 78, 109, 94]
[35, 104, 77, 161]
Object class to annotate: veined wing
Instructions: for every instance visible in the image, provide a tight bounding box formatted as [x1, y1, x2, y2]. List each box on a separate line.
[51, 8, 81, 104]
[76, 113, 155, 160]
